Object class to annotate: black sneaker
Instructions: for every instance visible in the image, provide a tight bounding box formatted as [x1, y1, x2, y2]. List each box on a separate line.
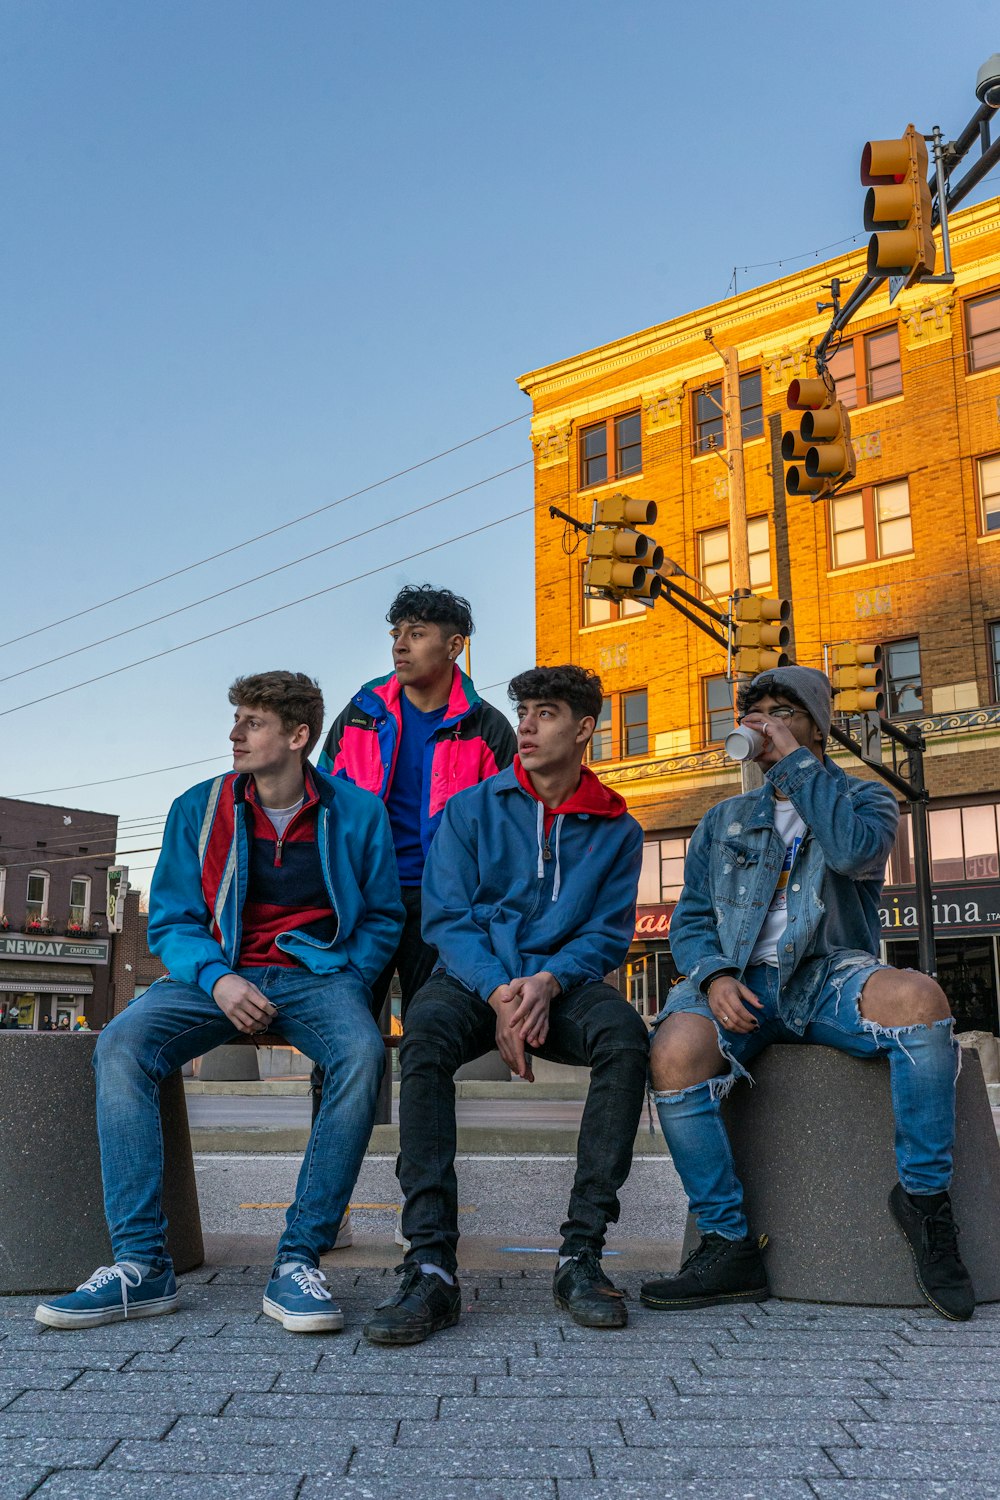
[553, 1250, 628, 1329]
[889, 1184, 975, 1322]
[363, 1263, 461, 1346]
[640, 1232, 770, 1310]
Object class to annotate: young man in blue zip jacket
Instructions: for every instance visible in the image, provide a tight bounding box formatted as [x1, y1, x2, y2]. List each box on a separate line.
[36, 671, 403, 1335]
[363, 665, 650, 1344]
[310, 585, 515, 1129]
[640, 665, 974, 1322]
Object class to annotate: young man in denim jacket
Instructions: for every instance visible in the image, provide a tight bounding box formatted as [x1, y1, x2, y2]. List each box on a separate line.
[36, 671, 403, 1335]
[363, 665, 649, 1344]
[641, 665, 974, 1322]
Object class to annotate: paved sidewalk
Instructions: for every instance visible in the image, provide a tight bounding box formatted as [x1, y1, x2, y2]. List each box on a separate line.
[3, 1256, 1000, 1498]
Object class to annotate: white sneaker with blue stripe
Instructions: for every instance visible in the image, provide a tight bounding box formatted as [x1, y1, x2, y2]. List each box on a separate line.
[263, 1263, 344, 1332]
[35, 1263, 179, 1329]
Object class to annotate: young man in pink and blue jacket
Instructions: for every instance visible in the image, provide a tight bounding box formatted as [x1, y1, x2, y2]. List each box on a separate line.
[36, 671, 403, 1336]
[311, 585, 515, 1115]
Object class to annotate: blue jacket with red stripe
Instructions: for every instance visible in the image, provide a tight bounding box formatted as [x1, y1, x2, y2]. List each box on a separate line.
[147, 766, 404, 995]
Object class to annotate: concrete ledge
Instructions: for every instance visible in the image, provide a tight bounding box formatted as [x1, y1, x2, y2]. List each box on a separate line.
[183, 1077, 589, 1101]
[190, 1122, 669, 1155]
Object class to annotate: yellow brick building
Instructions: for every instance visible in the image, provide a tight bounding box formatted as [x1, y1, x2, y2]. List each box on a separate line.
[518, 193, 1000, 1030]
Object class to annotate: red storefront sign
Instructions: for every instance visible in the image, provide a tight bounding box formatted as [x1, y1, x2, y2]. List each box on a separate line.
[633, 904, 675, 940]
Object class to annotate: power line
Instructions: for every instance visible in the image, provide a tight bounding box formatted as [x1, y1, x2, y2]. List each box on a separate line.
[0, 413, 529, 654]
[0, 462, 531, 687]
[4, 757, 229, 800]
[0, 507, 533, 720]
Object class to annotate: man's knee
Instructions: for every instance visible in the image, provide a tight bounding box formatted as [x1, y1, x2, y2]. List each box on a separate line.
[400, 984, 477, 1067]
[861, 967, 952, 1029]
[584, 989, 650, 1059]
[649, 1013, 727, 1093]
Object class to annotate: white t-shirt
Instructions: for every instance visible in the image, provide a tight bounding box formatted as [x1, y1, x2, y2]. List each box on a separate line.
[262, 797, 304, 840]
[748, 797, 807, 967]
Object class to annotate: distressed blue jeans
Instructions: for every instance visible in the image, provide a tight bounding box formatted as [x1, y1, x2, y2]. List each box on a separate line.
[93, 966, 384, 1270]
[653, 960, 959, 1239]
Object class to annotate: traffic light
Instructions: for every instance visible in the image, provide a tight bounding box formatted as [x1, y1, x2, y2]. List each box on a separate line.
[861, 125, 936, 288]
[782, 377, 856, 500]
[831, 643, 885, 714]
[584, 493, 663, 606]
[730, 595, 791, 674]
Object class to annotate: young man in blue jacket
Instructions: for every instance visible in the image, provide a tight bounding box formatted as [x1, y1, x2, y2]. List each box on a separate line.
[363, 665, 649, 1344]
[36, 671, 403, 1335]
[640, 665, 974, 1322]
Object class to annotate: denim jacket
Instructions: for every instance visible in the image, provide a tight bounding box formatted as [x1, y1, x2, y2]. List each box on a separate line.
[669, 751, 899, 1021]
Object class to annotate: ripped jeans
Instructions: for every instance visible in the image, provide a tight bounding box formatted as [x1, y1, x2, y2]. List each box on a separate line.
[652, 959, 959, 1240]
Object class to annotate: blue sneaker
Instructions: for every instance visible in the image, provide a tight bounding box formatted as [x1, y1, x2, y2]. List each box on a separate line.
[35, 1263, 178, 1329]
[263, 1263, 344, 1333]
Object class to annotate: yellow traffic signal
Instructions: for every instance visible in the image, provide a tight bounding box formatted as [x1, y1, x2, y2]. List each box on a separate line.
[782, 378, 856, 500]
[731, 595, 791, 674]
[583, 492, 663, 605]
[831, 643, 885, 714]
[861, 125, 936, 288]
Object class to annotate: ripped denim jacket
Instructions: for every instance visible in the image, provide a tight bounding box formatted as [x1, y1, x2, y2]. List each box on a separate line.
[668, 752, 900, 1024]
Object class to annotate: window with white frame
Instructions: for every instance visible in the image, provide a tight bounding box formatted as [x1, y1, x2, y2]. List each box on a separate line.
[829, 479, 911, 569]
[25, 871, 49, 923]
[697, 516, 771, 596]
[69, 876, 91, 927]
[978, 454, 1000, 534]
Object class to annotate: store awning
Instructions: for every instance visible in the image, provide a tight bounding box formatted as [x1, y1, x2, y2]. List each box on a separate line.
[0, 963, 94, 995]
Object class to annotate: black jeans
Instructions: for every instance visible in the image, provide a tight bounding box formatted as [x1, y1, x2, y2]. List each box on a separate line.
[310, 886, 436, 1120]
[398, 972, 649, 1274]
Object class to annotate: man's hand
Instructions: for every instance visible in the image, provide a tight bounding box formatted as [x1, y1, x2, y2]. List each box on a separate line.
[507, 971, 561, 1048]
[212, 974, 277, 1035]
[706, 974, 762, 1035]
[487, 983, 533, 1082]
[740, 712, 799, 763]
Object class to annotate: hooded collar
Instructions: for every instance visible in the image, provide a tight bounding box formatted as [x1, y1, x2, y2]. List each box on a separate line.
[358, 665, 479, 728]
[512, 755, 628, 821]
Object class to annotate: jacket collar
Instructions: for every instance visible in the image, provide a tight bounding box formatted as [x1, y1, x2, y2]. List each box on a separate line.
[741, 754, 843, 832]
[356, 666, 481, 727]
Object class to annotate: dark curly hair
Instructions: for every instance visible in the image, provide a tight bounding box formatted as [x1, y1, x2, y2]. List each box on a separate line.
[387, 584, 474, 638]
[737, 672, 810, 720]
[507, 665, 604, 722]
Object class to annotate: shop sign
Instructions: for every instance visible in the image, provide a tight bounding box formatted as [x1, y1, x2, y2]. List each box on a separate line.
[0, 934, 110, 965]
[880, 884, 1000, 936]
[634, 904, 675, 940]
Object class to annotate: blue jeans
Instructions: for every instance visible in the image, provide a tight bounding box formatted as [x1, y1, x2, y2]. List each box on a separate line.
[653, 961, 959, 1240]
[93, 966, 384, 1270]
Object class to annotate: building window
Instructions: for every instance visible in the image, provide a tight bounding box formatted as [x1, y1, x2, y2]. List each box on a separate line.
[622, 689, 649, 758]
[864, 329, 903, 402]
[25, 871, 49, 923]
[0, 866, 5, 921]
[827, 326, 902, 407]
[966, 291, 1000, 374]
[639, 837, 691, 903]
[703, 675, 733, 745]
[693, 372, 763, 454]
[989, 622, 1000, 702]
[590, 700, 612, 762]
[69, 877, 91, 927]
[829, 479, 911, 569]
[697, 517, 771, 595]
[580, 564, 644, 626]
[978, 454, 1000, 534]
[885, 637, 923, 717]
[579, 411, 642, 489]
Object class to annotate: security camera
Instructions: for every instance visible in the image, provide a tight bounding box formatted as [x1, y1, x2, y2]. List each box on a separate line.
[975, 54, 1000, 107]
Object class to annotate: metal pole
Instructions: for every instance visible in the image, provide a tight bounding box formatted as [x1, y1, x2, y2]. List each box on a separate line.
[718, 344, 763, 792]
[931, 127, 954, 277]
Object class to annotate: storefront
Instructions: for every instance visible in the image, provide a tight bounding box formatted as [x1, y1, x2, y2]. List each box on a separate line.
[0, 934, 110, 1029]
[626, 889, 1000, 1033]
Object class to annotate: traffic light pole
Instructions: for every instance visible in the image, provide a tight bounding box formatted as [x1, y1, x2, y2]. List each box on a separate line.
[828, 715, 936, 979]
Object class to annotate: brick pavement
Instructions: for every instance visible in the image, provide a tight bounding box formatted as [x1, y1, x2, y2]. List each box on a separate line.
[2, 1263, 999, 1498]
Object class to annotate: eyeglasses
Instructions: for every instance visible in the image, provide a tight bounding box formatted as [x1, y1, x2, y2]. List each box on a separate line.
[738, 706, 807, 724]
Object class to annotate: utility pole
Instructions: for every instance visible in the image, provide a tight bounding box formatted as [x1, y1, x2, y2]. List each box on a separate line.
[707, 332, 763, 791]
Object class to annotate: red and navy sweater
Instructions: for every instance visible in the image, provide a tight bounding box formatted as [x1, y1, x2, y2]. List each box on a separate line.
[237, 770, 337, 967]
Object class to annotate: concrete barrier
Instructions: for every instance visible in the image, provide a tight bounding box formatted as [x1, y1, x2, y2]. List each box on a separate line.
[0, 1033, 204, 1295]
[680, 1043, 1000, 1306]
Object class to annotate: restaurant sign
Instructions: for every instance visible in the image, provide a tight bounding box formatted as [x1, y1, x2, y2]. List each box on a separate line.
[0, 934, 110, 965]
[879, 884, 1000, 936]
[634, 904, 675, 940]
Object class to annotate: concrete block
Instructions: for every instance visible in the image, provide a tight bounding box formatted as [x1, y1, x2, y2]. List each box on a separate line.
[957, 1029, 1000, 1083]
[453, 1050, 511, 1082]
[0, 1034, 203, 1294]
[198, 1044, 260, 1082]
[681, 1045, 1000, 1306]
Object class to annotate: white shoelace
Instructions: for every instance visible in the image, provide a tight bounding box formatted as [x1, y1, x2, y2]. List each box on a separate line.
[77, 1262, 144, 1318]
[290, 1266, 332, 1301]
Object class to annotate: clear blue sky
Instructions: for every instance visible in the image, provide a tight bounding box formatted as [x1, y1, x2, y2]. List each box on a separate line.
[2, 0, 997, 887]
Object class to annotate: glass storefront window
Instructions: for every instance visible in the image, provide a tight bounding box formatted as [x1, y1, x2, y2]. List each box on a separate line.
[885, 937, 997, 1034]
[962, 805, 1000, 881]
[929, 809, 965, 883]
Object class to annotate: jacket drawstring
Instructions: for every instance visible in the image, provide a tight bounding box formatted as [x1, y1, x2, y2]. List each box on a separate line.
[551, 814, 564, 902]
[535, 800, 545, 879]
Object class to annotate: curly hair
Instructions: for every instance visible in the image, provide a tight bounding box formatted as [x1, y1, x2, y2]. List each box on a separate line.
[737, 672, 808, 720]
[387, 584, 474, 638]
[507, 665, 604, 722]
[228, 671, 325, 758]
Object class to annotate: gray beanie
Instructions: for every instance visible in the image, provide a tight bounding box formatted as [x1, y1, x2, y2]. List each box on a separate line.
[746, 665, 833, 740]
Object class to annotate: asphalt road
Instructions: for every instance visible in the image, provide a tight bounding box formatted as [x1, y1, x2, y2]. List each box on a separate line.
[187, 1095, 586, 1129]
